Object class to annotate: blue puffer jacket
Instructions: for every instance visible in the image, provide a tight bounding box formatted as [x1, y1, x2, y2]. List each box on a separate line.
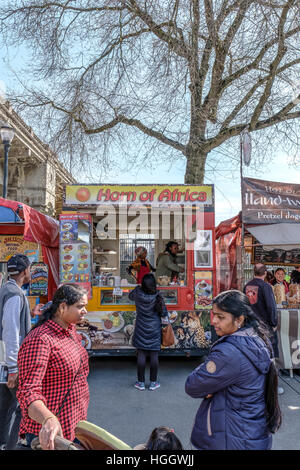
[185, 328, 272, 450]
[129, 286, 168, 351]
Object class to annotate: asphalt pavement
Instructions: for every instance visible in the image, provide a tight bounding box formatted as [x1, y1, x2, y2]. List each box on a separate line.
[86, 355, 300, 450]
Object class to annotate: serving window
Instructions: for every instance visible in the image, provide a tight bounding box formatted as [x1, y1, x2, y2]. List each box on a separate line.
[100, 288, 135, 306]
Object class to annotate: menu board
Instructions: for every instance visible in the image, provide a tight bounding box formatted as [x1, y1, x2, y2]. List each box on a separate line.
[29, 262, 48, 296]
[194, 271, 213, 310]
[0, 236, 40, 262]
[252, 245, 300, 266]
[59, 214, 92, 297]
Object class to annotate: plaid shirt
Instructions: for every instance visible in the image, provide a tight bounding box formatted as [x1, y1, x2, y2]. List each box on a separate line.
[17, 320, 89, 441]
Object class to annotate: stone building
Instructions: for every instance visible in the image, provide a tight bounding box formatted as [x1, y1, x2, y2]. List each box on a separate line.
[0, 101, 76, 217]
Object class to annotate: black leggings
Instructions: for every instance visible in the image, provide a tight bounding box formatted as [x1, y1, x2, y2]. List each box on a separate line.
[137, 349, 159, 382]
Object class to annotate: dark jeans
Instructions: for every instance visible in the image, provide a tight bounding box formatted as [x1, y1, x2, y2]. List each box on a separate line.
[0, 384, 22, 450]
[137, 349, 159, 382]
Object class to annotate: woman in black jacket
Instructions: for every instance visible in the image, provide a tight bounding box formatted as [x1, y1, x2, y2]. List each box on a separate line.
[128, 274, 168, 391]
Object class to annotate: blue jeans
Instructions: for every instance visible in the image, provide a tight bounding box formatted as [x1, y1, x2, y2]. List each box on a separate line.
[0, 384, 22, 450]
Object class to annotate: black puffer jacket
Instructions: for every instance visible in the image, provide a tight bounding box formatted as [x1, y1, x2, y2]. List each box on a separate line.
[129, 286, 168, 351]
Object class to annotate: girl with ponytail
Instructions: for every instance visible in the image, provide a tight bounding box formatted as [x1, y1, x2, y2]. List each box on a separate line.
[129, 274, 168, 391]
[185, 290, 281, 450]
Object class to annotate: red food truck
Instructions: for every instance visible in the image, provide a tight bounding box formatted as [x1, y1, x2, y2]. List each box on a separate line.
[59, 184, 216, 356]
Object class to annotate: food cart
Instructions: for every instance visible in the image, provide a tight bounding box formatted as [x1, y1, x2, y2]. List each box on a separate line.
[60, 184, 216, 356]
[0, 198, 59, 319]
[216, 177, 300, 374]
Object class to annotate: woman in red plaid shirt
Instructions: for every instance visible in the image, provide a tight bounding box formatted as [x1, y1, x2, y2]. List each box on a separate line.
[17, 284, 89, 450]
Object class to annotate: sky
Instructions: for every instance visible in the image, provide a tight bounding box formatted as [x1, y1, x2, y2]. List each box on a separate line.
[1, 46, 300, 226]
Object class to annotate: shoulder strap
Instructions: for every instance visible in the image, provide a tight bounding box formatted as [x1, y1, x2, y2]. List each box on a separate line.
[56, 356, 82, 418]
[46, 324, 84, 418]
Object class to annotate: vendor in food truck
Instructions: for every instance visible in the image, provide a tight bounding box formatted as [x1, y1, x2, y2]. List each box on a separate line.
[155, 241, 184, 282]
[127, 246, 155, 285]
[271, 268, 289, 294]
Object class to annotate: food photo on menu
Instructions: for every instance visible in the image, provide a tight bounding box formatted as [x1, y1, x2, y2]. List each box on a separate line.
[59, 216, 92, 289]
[194, 272, 213, 310]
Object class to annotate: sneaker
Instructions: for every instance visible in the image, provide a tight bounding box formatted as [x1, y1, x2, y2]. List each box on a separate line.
[134, 381, 145, 391]
[149, 381, 160, 391]
[278, 386, 284, 395]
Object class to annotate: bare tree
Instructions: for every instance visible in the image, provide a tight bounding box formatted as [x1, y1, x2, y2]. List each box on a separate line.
[0, 0, 299, 183]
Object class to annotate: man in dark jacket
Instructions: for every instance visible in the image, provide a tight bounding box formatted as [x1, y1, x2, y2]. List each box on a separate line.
[244, 263, 283, 394]
[0, 254, 32, 449]
[244, 264, 277, 331]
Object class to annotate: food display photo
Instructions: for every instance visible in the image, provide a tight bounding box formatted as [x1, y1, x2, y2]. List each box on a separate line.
[59, 214, 92, 296]
[76, 309, 211, 352]
[194, 271, 213, 310]
[77, 311, 132, 350]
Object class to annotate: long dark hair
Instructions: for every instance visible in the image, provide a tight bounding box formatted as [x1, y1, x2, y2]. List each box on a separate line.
[213, 290, 282, 434]
[291, 270, 300, 284]
[145, 426, 183, 450]
[31, 283, 87, 331]
[141, 273, 164, 316]
[165, 241, 178, 254]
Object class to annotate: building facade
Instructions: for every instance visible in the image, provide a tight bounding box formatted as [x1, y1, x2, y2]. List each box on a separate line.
[0, 101, 76, 217]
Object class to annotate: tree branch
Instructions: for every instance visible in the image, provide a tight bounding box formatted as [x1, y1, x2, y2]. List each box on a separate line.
[79, 23, 172, 84]
[126, 0, 190, 59]
[250, 0, 293, 129]
[221, 57, 300, 129]
[220, 24, 300, 92]
[200, 0, 251, 123]
[1, 1, 125, 20]
[208, 96, 300, 150]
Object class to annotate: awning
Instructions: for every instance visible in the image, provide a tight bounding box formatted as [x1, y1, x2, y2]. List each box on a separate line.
[0, 198, 59, 248]
[215, 212, 242, 239]
[0, 198, 59, 295]
[247, 223, 300, 250]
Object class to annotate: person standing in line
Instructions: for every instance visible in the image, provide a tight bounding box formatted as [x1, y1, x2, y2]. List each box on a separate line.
[129, 274, 168, 391]
[16, 284, 89, 450]
[244, 263, 284, 395]
[0, 254, 41, 450]
[185, 290, 282, 450]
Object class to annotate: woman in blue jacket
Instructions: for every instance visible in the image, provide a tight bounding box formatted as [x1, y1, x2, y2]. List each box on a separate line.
[185, 290, 282, 450]
[129, 274, 168, 391]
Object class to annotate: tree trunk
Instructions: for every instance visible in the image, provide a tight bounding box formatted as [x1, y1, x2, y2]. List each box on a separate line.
[184, 146, 208, 184]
